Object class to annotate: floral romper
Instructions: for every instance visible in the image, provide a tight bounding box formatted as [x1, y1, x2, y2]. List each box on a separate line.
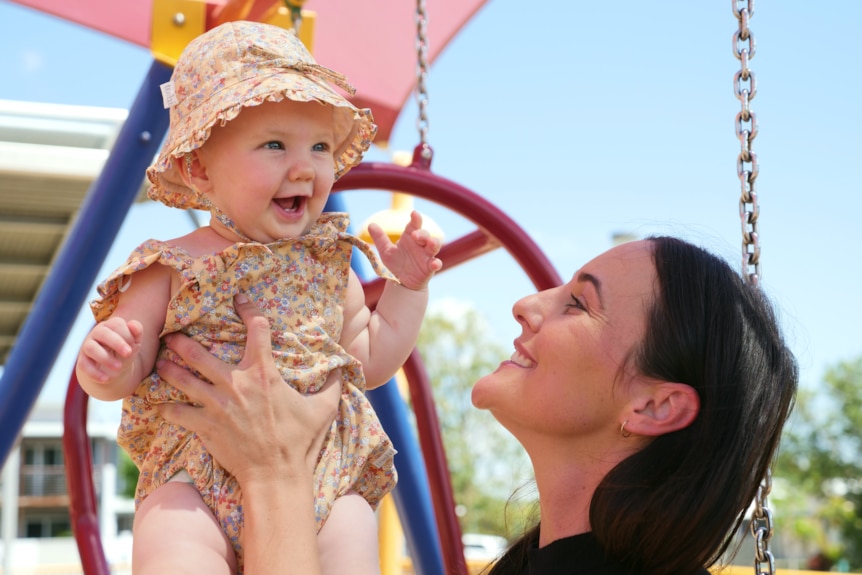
[90, 213, 398, 571]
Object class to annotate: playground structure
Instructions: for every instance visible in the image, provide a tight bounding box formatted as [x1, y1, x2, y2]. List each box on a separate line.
[0, 1, 560, 574]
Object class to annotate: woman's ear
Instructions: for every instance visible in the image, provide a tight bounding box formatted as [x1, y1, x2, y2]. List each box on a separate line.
[623, 382, 700, 437]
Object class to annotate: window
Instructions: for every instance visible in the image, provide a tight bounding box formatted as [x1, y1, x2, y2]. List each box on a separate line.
[22, 514, 72, 538]
[44, 445, 63, 466]
[20, 440, 67, 497]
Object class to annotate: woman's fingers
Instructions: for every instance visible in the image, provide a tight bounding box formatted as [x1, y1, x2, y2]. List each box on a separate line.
[156, 355, 214, 406]
[314, 372, 341, 427]
[159, 400, 206, 436]
[163, 328, 235, 387]
[233, 293, 274, 368]
[310, 374, 341, 451]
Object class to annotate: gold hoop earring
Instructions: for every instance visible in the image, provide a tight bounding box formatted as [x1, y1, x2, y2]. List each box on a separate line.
[620, 419, 632, 438]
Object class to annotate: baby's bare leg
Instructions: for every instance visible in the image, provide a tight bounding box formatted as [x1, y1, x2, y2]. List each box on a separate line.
[318, 491, 381, 575]
[132, 481, 237, 575]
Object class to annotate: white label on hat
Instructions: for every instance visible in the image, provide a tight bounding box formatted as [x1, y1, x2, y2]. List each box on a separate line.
[160, 81, 178, 109]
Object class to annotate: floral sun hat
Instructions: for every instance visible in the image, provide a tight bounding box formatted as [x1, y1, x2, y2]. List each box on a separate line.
[147, 20, 377, 211]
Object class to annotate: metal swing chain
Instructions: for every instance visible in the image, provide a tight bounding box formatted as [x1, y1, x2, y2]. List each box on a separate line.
[415, 0, 432, 159]
[733, 2, 773, 574]
[751, 470, 775, 575]
[734, 0, 760, 286]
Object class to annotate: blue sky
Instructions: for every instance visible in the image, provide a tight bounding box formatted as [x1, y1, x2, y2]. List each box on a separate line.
[1, 0, 860, 422]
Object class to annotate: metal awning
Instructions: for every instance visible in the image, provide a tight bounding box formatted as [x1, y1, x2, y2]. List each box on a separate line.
[0, 99, 139, 363]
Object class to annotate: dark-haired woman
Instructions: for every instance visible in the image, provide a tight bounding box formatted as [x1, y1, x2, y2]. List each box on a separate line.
[158, 237, 797, 575]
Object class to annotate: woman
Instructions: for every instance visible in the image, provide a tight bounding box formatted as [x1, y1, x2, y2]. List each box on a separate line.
[158, 236, 798, 575]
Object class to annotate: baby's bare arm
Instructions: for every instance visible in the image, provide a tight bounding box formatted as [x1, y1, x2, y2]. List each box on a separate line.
[343, 212, 441, 388]
[76, 263, 172, 401]
[342, 271, 429, 390]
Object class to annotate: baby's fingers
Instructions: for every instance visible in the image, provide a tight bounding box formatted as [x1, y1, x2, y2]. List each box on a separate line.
[76, 352, 112, 382]
[411, 228, 442, 253]
[367, 222, 395, 253]
[94, 319, 140, 357]
[78, 340, 126, 382]
[402, 210, 423, 235]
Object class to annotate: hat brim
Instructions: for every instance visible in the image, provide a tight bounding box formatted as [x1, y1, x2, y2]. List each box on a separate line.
[147, 71, 376, 211]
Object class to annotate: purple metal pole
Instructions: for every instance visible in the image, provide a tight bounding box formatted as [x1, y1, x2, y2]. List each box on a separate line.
[0, 60, 172, 467]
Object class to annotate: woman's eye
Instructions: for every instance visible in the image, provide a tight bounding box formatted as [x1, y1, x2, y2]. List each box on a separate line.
[565, 295, 586, 312]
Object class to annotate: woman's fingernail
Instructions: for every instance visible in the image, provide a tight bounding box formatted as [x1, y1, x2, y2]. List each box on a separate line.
[236, 293, 249, 304]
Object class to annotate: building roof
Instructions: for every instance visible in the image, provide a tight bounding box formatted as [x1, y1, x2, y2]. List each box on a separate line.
[0, 99, 145, 364]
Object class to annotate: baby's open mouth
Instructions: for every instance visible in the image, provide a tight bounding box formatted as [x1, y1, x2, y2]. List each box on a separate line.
[274, 196, 303, 212]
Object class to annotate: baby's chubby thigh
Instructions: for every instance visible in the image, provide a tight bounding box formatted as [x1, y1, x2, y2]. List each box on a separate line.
[318, 491, 381, 575]
[133, 479, 238, 575]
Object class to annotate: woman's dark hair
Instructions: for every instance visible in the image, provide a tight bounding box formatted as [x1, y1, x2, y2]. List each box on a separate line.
[488, 236, 798, 575]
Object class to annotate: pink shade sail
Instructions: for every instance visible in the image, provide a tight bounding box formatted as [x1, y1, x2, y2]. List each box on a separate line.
[9, 0, 488, 142]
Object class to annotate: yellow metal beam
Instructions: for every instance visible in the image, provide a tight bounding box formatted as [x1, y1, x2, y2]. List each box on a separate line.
[378, 494, 403, 575]
[150, 0, 316, 66]
[151, 0, 206, 67]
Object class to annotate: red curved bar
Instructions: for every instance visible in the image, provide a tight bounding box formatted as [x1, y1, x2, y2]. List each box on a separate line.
[62, 372, 111, 575]
[63, 159, 561, 575]
[335, 162, 561, 291]
[337, 160, 561, 575]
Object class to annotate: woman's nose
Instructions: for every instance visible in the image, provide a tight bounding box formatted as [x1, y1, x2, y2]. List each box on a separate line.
[513, 292, 543, 332]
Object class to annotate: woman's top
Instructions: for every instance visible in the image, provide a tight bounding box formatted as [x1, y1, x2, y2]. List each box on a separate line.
[519, 531, 711, 575]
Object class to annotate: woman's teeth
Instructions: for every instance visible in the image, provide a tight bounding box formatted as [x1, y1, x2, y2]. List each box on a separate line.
[510, 350, 535, 368]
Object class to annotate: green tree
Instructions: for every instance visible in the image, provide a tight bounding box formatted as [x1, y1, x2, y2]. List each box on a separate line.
[774, 357, 862, 569]
[118, 449, 139, 499]
[415, 305, 535, 540]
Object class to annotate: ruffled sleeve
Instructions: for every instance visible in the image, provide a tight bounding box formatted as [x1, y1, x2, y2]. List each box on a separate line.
[314, 212, 397, 283]
[89, 240, 194, 322]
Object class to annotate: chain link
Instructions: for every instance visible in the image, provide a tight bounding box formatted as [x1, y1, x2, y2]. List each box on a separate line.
[733, 0, 760, 285]
[750, 470, 776, 575]
[733, 2, 774, 574]
[415, 0, 432, 159]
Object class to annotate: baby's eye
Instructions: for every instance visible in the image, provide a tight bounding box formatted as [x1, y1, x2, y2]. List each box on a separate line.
[263, 141, 284, 150]
[312, 142, 331, 153]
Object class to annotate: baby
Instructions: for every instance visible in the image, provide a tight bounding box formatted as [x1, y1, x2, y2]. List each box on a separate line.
[75, 20, 441, 575]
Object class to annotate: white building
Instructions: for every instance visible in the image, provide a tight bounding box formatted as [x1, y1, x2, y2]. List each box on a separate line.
[0, 405, 134, 573]
[0, 99, 136, 574]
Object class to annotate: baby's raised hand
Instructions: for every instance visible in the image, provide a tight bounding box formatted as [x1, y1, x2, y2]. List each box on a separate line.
[368, 210, 442, 290]
[77, 317, 144, 385]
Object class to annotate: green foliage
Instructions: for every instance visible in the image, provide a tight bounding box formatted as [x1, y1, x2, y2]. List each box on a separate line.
[118, 449, 139, 499]
[774, 357, 862, 569]
[416, 305, 535, 540]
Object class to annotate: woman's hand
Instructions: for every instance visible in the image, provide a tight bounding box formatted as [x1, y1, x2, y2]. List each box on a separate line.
[157, 293, 339, 574]
[157, 293, 340, 484]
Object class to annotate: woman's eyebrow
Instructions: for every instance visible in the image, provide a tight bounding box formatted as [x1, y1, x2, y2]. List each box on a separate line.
[576, 271, 604, 310]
